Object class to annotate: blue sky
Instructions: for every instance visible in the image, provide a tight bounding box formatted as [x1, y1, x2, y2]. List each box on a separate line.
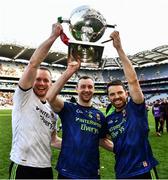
[0, 0, 168, 58]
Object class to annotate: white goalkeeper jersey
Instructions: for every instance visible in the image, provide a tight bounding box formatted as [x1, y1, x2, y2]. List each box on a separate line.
[10, 87, 57, 167]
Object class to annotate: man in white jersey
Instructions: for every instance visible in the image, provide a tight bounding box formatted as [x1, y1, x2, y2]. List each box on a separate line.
[9, 23, 62, 179]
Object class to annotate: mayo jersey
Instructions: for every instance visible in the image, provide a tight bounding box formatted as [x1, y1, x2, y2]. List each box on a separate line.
[10, 87, 57, 167]
[106, 98, 158, 179]
[56, 102, 106, 179]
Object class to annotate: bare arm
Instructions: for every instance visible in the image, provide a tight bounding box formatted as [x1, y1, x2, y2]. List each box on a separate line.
[19, 23, 63, 90]
[110, 31, 144, 104]
[46, 57, 81, 112]
[99, 137, 113, 152]
[51, 130, 62, 149]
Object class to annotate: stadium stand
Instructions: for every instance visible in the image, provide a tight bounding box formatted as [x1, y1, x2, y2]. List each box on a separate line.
[0, 43, 168, 108]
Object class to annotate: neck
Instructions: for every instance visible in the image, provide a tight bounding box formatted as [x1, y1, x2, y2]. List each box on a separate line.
[78, 99, 92, 107]
[116, 107, 124, 112]
[38, 96, 46, 102]
[115, 103, 127, 112]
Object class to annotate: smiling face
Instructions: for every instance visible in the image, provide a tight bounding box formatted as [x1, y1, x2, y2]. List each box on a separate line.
[76, 77, 95, 106]
[108, 85, 128, 111]
[33, 69, 52, 100]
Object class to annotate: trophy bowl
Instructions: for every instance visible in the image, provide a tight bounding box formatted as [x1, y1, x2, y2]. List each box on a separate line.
[69, 5, 107, 42]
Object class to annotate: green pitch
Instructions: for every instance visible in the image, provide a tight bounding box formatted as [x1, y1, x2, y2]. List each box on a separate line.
[0, 109, 168, 179]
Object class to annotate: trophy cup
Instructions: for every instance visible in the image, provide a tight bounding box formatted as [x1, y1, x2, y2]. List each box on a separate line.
[58, 5, 116, 68]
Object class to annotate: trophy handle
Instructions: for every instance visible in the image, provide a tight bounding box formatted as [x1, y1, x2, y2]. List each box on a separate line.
[57, 16, 70, 24]
[101, 24, 117, 44]
[106, 24, 117, 28]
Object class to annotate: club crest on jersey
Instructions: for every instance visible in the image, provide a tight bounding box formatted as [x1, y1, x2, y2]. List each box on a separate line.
[96, 113, 101, 121]
[36, 106, 39, 110]
[122, 109, 126, 118]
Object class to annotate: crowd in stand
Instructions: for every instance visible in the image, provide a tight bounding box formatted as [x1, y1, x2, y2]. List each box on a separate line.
[1, 59, 168, 110]
[1, 59, 168, 82]
[0, 61, 24, 78]
[0, 91, 13, 108]
[0, 60, 105, 82]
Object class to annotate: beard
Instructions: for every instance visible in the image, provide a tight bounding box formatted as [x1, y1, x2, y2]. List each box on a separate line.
[112, 98, 127, 111]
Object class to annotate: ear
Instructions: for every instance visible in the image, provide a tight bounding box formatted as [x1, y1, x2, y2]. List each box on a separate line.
[125, 91, 129, 97]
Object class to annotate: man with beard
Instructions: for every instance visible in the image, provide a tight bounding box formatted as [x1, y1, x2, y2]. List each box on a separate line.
[106, 31, 159, 179]
[46, 57, 113, 179]
[9, 23, 62, 179]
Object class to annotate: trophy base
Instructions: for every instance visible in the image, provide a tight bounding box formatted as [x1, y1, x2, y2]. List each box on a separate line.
[68, 40, 104, 68]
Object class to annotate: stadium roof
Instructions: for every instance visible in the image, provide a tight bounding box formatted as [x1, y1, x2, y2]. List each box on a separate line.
[0, 43, 168, 69]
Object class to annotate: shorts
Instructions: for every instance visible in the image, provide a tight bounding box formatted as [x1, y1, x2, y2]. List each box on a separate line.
[125, 167, 159, 179]
[9, 161, 53, 179]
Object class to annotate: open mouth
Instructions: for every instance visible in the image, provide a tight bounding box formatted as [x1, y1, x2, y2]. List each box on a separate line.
[114, 99, 122, 104]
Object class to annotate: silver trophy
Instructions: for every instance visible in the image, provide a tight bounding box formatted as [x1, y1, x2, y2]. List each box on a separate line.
[59, 5, 116, 68]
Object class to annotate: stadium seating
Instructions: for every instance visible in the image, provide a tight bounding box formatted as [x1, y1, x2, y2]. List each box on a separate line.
[1, 55, 168, 108]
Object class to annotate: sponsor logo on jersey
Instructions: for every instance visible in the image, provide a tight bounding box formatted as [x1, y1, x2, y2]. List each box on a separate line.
[143, 161, 148, 167]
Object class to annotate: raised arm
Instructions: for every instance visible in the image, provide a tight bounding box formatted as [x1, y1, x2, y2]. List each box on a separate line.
[46, 57, 81, 112]
[19, 23, 63, 90]
[110, 31, 144, 104]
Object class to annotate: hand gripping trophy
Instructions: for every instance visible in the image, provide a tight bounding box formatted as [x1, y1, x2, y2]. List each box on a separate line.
[58, 5, 116, 68]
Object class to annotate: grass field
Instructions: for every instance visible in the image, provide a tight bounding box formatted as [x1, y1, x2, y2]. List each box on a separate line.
[0, 109, 168, 179]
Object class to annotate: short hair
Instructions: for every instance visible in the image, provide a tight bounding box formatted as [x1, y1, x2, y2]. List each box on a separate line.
[106, 79, 127, 94]
[77, 76, 94, 86]
[38, 66, 52, 77]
